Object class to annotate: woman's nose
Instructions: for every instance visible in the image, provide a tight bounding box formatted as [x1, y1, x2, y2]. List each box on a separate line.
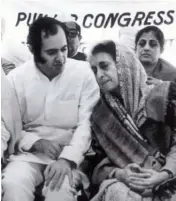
[143, 42, 150, 50]
[97, 68, 104, 80]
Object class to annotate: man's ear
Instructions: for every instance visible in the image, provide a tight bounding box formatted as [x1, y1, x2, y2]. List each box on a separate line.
[78, 35, 82, 41]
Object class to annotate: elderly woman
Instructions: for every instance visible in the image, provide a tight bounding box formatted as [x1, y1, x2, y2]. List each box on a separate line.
[88, 40, 176, 201]
[135, 26, 176, 84]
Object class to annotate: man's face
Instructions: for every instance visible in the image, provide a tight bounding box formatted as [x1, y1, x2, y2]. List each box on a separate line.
[39, 26, 68, 79]
[65, 22, 81, 57]
[68, 34, 80, 57]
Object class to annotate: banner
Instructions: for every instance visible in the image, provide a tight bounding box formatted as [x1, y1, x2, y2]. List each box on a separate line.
[2, 0, 176, 43]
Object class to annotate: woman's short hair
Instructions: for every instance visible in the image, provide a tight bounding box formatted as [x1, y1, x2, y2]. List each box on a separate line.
[135, 26, 165, 52]
[27, 17, 69, 63]
[90, 40, 116, 62]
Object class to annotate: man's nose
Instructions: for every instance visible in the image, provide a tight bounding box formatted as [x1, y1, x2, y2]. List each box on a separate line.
[56, 51, 62, 60]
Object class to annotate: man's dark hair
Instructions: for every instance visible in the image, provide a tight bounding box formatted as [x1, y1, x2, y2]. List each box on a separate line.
[91, 40, 116, 62]
[135, 26, 165, 52]
[64, 21, 82, 38]
[75, 22, 81, 37]
[27, 17, 69, 63]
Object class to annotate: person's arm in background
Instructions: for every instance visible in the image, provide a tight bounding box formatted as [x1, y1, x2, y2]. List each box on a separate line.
[1, 68, 22, 158]
[1, 120, 10, 160]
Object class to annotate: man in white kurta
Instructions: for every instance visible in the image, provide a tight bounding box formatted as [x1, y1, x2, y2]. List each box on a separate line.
[2, 17, 100, 201]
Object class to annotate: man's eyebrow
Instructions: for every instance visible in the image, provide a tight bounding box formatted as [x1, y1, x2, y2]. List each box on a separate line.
[44, 48, 58, 52]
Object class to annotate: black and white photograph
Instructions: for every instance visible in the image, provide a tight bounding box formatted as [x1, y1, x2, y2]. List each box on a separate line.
[1, 0, 176, 200]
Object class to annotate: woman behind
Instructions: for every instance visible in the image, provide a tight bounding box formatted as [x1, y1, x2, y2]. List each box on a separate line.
[135, 26, 176, 83]
[88, 40, 176, 201]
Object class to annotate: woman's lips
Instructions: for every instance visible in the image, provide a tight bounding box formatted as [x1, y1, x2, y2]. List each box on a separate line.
[142, 53, 151, 57]
[54, 62, 64, 68]
[101, 80, 110, 85]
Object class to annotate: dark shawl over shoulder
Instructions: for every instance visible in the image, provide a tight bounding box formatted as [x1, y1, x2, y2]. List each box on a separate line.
[91, 82, 176, 186]
[152, 58, 176, 82]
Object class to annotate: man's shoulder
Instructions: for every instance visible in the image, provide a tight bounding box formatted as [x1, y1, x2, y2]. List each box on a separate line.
[72, 52, 87, 61]
[67, 58, 91, 73]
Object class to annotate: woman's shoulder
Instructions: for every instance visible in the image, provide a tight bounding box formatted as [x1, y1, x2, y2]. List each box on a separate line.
[166, 82, 176, 128]
[159, 58, 176, 73]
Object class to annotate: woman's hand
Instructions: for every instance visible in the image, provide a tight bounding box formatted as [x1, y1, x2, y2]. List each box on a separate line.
[129, 169, 170, 190]
[115, 163, 151, 192]
[147, 77, 163, 85]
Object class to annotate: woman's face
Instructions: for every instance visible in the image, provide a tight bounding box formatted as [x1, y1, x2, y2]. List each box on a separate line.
[90, 52, 118, 93]
[136, 31, 162, 66]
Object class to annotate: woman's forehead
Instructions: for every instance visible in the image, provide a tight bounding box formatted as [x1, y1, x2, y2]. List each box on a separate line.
[91, 52, 114, 62]
[139, 31, 158, 41]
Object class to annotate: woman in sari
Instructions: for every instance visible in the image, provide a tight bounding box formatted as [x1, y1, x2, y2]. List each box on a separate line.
[88, 40, 176, 201]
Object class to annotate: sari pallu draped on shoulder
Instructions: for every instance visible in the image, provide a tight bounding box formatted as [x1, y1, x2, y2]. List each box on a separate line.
[91, 92, 164, 185]
[90, 84, 175, 201]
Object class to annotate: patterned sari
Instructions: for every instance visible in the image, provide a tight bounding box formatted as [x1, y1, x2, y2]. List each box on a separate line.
[90, 42, 176, 201]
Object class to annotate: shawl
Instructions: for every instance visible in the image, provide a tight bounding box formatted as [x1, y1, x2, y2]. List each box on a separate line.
[112, 43, 170, 126]
[90, 42, 171, 180]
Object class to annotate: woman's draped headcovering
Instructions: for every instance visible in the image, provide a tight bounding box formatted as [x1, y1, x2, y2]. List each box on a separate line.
[90, 41, 170, 127]
[114, 42, 152, 126]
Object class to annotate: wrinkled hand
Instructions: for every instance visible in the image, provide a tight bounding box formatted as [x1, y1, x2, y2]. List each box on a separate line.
[129, 169, 169, 191]
[116, 164, 151, 193]
[147, 77, 163, 85]
[31, 139, 62, 160]
[44, 158, 75, 191]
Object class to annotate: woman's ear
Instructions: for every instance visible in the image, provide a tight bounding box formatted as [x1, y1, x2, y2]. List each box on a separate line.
[27, 44, 33, 54]
[161, 46, 164, 54]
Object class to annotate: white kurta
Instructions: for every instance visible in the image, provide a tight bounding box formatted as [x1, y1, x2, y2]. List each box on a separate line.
[7, 58, 100, 166]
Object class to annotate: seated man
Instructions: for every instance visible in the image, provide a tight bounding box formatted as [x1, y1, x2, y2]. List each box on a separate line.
[64, 21, 87, 61]
[2, 17, 100, 201]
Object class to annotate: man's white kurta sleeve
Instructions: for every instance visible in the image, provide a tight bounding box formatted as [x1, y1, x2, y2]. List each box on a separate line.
[59, 69, 100, 166]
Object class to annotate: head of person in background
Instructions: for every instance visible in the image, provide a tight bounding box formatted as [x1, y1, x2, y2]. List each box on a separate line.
[135, 26, 176, 83]
[27, 17, 69, 80]
[1, 17, 16, 74]
[64, 21, 87, 61]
